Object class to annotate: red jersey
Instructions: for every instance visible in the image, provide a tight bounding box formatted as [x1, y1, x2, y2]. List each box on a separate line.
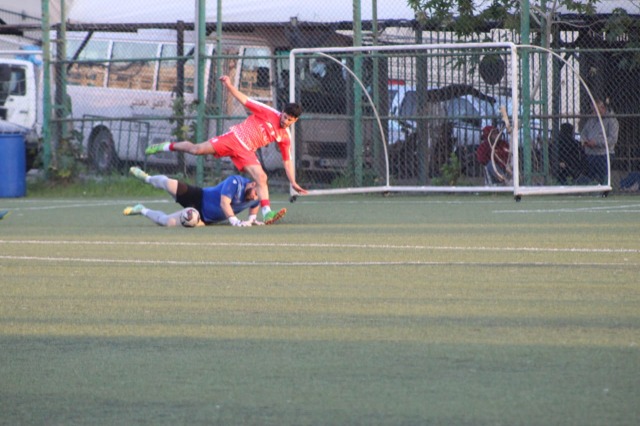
[229, 99, 292, 161]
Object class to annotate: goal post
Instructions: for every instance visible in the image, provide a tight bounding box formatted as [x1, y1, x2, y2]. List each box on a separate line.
[287, 42, 612, 199]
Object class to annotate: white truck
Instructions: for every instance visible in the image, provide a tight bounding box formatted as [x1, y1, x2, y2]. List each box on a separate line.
[0, 55, 41, 170]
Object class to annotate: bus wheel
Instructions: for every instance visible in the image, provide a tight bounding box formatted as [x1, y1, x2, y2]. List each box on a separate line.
[90, 130, 117, 173]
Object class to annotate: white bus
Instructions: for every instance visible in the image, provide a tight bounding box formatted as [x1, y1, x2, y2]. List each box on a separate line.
[66, 30, 206, 172]
[63, 25, 367, 179]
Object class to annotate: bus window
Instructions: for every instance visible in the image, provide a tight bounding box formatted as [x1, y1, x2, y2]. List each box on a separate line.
[108, 42, 157, 91]
[275, 49, 290, 110]
[239, 46, 271, 103]
[66, 39, 109, 87]
[157, 44, 196, 93]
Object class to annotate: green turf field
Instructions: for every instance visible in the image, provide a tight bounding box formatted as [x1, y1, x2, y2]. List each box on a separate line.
[1, 193, 639, 425]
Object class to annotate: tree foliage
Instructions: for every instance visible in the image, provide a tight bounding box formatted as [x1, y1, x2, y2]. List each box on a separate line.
[406, 0, 603, 37]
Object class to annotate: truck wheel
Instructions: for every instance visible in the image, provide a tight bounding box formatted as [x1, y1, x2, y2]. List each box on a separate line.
[90, 130, 117, 173]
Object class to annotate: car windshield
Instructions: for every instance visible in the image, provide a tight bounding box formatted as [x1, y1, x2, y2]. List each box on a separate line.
[446, 98, 478, 119]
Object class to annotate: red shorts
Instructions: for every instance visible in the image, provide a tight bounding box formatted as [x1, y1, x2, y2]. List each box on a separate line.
[208, 132, 260, 172]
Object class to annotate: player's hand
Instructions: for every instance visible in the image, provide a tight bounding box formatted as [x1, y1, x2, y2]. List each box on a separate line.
[246, 215, 264, 226]
[229, 216, 250, 227]
[232, 221, 251, 227]
[291, 182, 308, 195]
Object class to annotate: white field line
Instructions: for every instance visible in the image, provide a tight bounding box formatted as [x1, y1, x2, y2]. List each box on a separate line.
[0, 255, 636, 268]
[494, 204, 640, 214]
[1, 239, 639, 254]
[5, 198, 640, 209]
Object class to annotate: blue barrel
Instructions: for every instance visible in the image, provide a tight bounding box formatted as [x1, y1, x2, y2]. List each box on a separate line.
[0, 132, 26, 198]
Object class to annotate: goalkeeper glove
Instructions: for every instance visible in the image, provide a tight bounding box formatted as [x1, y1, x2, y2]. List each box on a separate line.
[247, 214, 264, 226]
[229, 216, 251, 227]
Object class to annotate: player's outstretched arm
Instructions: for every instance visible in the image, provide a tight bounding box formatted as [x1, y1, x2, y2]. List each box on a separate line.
[220, 75, 249, 106]
[220, 195, 251, 227]
[283, 159, 308, 195]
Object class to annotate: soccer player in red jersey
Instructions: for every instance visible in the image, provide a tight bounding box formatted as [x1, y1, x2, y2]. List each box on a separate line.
[145, 75, 307, 225]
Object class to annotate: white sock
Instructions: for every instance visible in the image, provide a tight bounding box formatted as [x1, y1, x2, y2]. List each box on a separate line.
[147, 175, 170, 192]
[142, 208, 171, 226]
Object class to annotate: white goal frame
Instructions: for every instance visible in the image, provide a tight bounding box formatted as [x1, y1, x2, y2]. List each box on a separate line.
[288, 42, 612, 199]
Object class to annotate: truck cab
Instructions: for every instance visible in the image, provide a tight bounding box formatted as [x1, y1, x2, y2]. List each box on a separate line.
[0, 58, 40, 170]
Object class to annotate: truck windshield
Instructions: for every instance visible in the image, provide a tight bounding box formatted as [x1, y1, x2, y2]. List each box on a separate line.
[0, 65, 26, 104]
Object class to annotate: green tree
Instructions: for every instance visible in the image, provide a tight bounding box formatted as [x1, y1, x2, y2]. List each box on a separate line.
[407, 1, 602, 38]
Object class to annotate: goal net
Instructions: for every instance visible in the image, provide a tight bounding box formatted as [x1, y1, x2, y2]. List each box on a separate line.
[288, 42, 613, 199]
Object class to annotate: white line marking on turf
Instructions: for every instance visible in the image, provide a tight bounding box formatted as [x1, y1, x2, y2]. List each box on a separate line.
[494, 204, 640, 214]
[0, 255, 635, 268]
[1, 239, 639, 254]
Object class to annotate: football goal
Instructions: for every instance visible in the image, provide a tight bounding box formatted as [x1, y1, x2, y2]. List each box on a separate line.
[288, 42, 613, 200]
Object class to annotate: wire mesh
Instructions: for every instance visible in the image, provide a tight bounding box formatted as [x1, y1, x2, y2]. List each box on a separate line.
[0, 1, 638, 191]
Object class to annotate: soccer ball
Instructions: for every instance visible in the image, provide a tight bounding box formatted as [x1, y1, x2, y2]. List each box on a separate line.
[180, 208, 200, 227]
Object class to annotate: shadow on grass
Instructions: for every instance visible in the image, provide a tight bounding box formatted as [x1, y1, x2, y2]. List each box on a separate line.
[1, 336, 637, 425]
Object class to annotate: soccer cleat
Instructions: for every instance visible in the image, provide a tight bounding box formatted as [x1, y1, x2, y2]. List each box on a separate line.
[0, 209, 9, 220]
[263, 208, 287, 225]
[123, 204, 145, 216]
[129, 166, 149, 181]
[145, 142, 170, 155]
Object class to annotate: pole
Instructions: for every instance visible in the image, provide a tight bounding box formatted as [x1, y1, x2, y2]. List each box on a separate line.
[371, 0, 382, 180]
[195, 0, 207, 185]
[520, 0, 532, 185]
[215, 0, 223, 177]
[40, 0, 51, 176]
[177, 20, 186, 173]
[352, 0, 363, 186]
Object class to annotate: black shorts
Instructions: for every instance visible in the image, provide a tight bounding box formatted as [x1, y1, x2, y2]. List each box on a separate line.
[175, 181, 203, 214]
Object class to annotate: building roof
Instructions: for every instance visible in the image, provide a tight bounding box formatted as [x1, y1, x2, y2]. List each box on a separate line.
[70, 0, 416, 24]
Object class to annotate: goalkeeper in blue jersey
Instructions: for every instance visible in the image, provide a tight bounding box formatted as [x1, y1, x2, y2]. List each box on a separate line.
[123, 167, 262, 227]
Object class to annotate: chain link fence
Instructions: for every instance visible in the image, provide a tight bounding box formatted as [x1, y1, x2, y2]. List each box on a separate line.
[1, 1, 639, 191]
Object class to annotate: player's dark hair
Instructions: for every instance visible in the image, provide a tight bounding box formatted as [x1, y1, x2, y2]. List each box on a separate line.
[284, 103, 302, 118]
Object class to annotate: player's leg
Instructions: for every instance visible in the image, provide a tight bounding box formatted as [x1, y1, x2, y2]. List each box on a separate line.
[243, 164, 286, 225]
[243, 164, 270, 204]
[129, 166, 149, 181]
[144, 209, 182, 226]
[145, 140, 217, 156]
[147, 175, 179, 199]
[123, 203, 181, 227]
[129, 167, 179, 199]
[123, 203, 145, 216]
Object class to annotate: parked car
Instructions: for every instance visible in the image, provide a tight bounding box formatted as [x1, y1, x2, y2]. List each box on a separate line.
[388, 83, 544, 148]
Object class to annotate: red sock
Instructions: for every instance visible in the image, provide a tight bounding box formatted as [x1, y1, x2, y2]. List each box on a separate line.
[260, 199, 270, 208]
[169, 142, 175, 151]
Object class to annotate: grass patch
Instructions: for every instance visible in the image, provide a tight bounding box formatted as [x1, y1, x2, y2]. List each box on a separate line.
[2, 194, 639, 425]
[24, 168, 282, 198]
[27, 174, 159, 197]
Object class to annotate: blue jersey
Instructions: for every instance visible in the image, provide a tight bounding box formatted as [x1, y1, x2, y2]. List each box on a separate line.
[200, 175, 259, 223]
